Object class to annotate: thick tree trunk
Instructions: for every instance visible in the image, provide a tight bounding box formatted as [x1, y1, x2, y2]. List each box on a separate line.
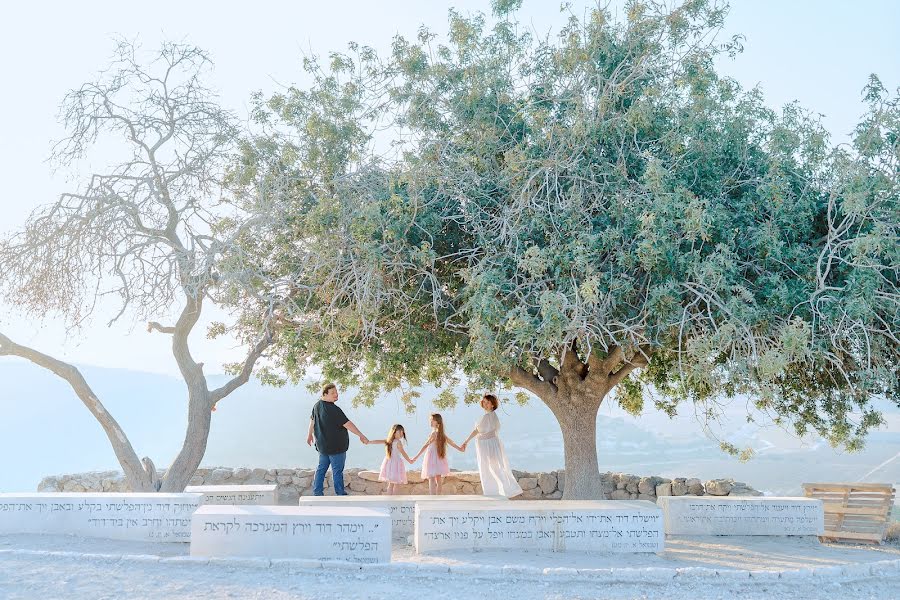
[551, 393, 606, 500]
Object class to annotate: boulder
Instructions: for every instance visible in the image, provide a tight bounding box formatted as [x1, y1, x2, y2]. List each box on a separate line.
[610, 489, 631, 500]
[656, 482, 672, 497]
[671, 478, 688, 496]
[537, 472, 558, 495]
[208, 468, 232, 484]
[518, 477, 538, 491]
[728, 482, 763, 497]
[686, 478, 704, 495]
[705, 479, 734, 496]
[232, 468, 251, 481]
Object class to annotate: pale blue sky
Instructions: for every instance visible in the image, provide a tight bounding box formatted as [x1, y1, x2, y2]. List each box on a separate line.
[0, 0, 897, 376]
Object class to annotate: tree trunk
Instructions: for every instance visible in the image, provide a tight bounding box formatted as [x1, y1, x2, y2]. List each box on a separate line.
[551, 393, 606, 500]
[159, 387, 213, 492]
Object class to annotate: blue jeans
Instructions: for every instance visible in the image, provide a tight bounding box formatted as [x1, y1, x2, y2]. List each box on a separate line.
[313, 451, 347, 496]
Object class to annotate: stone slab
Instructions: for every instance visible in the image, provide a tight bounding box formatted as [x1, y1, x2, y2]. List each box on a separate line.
[0, 492, 201, 542]
[185, 485, 277, 505]
[657, 496, 824, 536]
[415, 500, 663, 554]
[297, 494, 507, 538]
[190, 505, 391, 563]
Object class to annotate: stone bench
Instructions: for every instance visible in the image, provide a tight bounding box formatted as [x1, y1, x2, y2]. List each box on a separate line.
[415, 500, 663, 554]
[657, 496, 825, 536]
[185, 485, 277, 505]
[298, 494, 508, 539]
[190, 505, 391, 563]
[0, 492, 201, 542]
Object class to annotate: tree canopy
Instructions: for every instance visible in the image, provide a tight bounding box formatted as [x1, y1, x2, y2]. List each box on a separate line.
[245, 0, 897, 497]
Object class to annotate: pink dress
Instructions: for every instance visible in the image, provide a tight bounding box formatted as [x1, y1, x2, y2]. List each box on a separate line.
[420, 433, 450, 479]
[378, 439, 408, 484]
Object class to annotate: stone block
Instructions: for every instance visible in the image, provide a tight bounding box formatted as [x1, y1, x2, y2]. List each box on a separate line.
[656, 483, 672, 497]
[415, 500, 663, 553]
[0, 492, 201, 542]
[657, 497, 824, 536]
[185, 485, 277, 505]
[298, 495, 507, 538]
[190, 505, 390, 563]
[671, 479, 688, 496]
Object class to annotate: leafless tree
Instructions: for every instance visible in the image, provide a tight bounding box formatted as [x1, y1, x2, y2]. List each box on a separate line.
[0, 41, 290, 492]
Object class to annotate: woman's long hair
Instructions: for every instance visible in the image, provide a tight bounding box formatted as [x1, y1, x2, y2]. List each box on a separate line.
[385, 424, 406, 458]
[431, 413, 447, 459]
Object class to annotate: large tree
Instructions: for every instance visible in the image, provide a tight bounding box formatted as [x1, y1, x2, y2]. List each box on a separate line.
[0, 42, 291, 492]
[243, 0, 898, 499]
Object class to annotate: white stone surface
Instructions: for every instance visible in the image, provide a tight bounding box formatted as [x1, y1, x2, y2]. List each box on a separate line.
[415, 500, 663, 554]
[298, 494, 507, 538]
[657, 496, 824, 536]
[0, 493, 201, 542]
[184, 485, 277, 505]
[190, 505, 391, 563]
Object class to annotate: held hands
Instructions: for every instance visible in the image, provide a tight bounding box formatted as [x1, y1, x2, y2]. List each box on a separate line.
[359, 434, 369, 445]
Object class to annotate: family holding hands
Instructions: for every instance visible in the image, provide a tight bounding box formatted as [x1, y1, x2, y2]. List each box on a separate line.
[307, 383, 523, 499]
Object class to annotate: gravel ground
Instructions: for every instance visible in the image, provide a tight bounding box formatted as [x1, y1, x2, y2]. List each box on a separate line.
[1, 534, 898, 600]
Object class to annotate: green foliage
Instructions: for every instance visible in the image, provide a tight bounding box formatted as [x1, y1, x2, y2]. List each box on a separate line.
[234, 1, 899, 454]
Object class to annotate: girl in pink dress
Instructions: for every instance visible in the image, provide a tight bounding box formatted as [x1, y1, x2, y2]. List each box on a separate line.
[411, 413, 463, 494]
[367, 424, 414, 495]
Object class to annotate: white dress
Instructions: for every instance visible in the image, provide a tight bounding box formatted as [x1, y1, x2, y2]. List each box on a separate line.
[474, 411, 523, 498]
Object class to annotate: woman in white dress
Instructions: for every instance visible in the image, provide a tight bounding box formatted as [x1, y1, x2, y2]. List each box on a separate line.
[461, 394, 523, 498]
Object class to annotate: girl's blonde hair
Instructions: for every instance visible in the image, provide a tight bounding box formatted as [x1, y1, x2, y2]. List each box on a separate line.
[430, 413, 447, 459]
[385, 424, 406, 458]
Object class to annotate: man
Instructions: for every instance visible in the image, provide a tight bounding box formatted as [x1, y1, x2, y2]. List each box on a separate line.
[307, 383, 369, 496]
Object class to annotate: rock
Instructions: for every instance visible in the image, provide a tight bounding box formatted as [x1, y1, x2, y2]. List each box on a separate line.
[537, 472, 558, 495]
[610, 489, 631, 500]
[276, 475, 293, 485]
[232, 468, 251, 480]
[546, 490, 563, 500]
[638, 477, 659, 496]
[206, 469, 231, 485]
[518, 477, 538, 491]
[460, 483, 475, 495]
[357, 470, 381, 482]
[671, 478, 687, 496]
[624, 475, 639, 494]
[453, 471, 482, 484]
[704, 478, 733, 496]
[557, 471, 565, 492]
[521, 488, 542, 500]
[37, 477, 59, 492]
[349, 479, 367, 492]
[728, 482, 763, 497]
[249, 468, 268, 481]
[686, 478, 704, 495]
[637, 494, 655, 502]
[656, 483, 672, 497]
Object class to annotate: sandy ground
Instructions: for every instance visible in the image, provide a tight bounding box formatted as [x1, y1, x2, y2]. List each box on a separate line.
[1, 534, 898, 600]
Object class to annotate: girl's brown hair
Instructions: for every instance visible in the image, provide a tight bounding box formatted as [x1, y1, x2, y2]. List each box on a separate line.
[430, 413, 447, 459]
[385, 424, 406, 458]
[483, 394, 499, 411]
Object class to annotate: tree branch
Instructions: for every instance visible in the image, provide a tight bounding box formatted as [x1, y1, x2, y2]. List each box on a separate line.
[147, 321, 175, 334]
[607, 347, 653, 390]
[0, 330, 152, 490]
[509, 364, 557, 400]
[210, 329, 274, 403]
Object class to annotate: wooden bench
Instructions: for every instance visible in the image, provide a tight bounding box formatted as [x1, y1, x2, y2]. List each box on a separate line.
[802, 482, 896, 544]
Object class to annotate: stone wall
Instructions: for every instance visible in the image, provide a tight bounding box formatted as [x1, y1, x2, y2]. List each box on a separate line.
[38, 468, 760, 504]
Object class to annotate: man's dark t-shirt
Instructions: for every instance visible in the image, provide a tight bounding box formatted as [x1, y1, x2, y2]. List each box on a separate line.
[311, 400, 350, 455]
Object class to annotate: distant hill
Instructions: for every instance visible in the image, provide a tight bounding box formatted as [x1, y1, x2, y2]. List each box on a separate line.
[1, 360, 898, 496]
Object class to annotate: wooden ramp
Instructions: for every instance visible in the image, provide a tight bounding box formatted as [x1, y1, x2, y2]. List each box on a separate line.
[802, 482, 895, 544]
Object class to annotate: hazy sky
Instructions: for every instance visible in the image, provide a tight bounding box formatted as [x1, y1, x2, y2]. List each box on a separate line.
[1, 0, 898, 376]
